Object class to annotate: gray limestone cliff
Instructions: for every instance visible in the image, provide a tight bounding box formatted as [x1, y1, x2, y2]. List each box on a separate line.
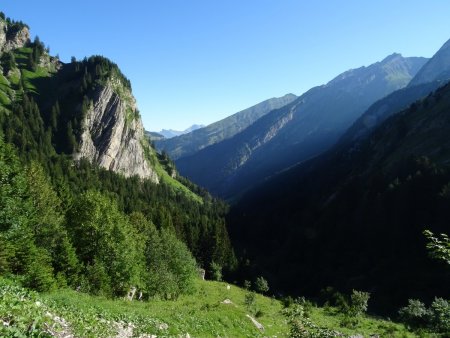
[0, 15, 158, 182]
[0, 19, 30, 52]
[75, 78, 159, 182]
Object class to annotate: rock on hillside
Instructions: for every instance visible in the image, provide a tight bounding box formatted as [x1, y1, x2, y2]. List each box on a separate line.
[0, 17, 30, 52]
[75, 78, 159, 182]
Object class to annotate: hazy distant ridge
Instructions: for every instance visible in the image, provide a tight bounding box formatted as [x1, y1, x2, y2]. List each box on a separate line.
[176, 54, 427, 198]
[155, 94, 297, 159]
[157, 124, 205, 139]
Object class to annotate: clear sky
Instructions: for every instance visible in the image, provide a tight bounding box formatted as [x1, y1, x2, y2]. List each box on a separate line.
[2, 1, 450, 131]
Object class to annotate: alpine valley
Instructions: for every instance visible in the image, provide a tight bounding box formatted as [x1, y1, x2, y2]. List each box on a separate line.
[0, 10, 449, 338]
[159, 54, 428, 198]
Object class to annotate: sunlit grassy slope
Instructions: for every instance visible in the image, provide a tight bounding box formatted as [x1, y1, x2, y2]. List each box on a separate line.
[1, 277, 420, 337]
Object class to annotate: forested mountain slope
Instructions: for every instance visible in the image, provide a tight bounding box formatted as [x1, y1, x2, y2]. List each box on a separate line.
[229, 81, 450, 313]
[0, 12, 235, 299]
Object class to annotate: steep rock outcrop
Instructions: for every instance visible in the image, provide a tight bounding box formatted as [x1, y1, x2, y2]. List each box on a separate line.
[75, 79, 159, 182]
[0, 19, 29, 52]
[0, 21, 6, 49]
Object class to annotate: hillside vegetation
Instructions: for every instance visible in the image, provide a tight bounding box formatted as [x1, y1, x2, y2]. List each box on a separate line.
[0, 12, 235, 303]
[1, 10, 449, 338]
[0, 276, 425, 338]
[229, 81, 450, 317]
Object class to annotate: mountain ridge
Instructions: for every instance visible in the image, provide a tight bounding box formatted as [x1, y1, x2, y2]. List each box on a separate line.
[177, 54, 428, 198]
[338, 37, 450, 149]
[409, 38, 450, 86]
[0, 14, 163, 183]
[155, 93, 297, 160]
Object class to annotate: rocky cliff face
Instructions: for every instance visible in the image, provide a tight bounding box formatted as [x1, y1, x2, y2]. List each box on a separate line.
[0, 16, 158, 182]
[0, 19, 30, 52]
[75, 78, 159, 182]
[0, 21, 6, 50]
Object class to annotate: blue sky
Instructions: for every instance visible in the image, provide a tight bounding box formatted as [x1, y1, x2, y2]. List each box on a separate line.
[2, 1, 450, 131]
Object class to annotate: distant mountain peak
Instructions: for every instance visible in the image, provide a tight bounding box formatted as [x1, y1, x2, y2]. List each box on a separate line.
[158, 124, 205, 139]
[381, 52, 403, 62]
[282, 93, 297, 99]
[185, 124, 205, 133]
[326, 54, 425, 91]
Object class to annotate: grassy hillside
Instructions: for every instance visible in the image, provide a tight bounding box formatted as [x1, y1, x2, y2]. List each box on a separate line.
[0, 277, 421, 337]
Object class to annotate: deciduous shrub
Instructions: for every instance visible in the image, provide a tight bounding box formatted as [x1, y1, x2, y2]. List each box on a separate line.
[399, 299, 429, 329]
[254, 276, 269, 294]
[208, 261, 222, 281]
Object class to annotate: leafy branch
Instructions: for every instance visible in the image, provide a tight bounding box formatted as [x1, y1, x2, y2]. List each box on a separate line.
[423, 230, 450, 265]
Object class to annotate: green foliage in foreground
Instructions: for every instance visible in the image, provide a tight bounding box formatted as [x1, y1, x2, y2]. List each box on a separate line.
[0, 137, 198, 300]
[399, 298, 450, 334]
[0, 277, 430, 338]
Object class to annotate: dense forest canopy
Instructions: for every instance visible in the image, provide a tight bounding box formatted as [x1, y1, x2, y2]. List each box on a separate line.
[228, 83, 450, 314]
